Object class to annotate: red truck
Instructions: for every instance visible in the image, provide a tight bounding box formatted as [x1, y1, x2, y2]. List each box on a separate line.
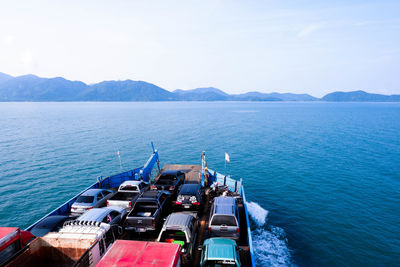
[0, 227, 34, 266]
[96, 240, 181, 267]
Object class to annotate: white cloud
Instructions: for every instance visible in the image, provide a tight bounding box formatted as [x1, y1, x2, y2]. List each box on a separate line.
[2, 35, 15, 46]
[297, 24, 323, 38]
[20, 49, 35, 71]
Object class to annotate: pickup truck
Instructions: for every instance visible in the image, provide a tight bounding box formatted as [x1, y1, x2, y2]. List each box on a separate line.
[151, 170, 185, 194]
[106, 180, 149, 210]
[124, 190, 171, 233]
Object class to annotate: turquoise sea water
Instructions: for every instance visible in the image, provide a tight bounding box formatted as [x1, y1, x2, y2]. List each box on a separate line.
[0, 102, 399, 266]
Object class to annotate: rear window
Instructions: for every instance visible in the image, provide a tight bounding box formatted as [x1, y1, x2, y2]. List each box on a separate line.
[102, 190, 111, 196]
[120, 185, 138, 191]
[76, 196, 94, 203]
[136, 201, 157, 207]
[179, 185, 199, 195]
[211, 215, 237, 226]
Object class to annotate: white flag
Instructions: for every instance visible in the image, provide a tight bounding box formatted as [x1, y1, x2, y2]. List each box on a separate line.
[225, 152, 230, 163]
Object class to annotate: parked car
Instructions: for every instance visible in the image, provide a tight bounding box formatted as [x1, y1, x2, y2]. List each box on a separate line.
[125, 190, 171, 232]
[117, 180, 149, 194]
[199, 238, 241, 267]
[174, 183, 204, 211]
[76, 206, 127, 226]
[71, 189, 115, 215]
[107, 180, 149, 210]
[157, 212, 198, 265]
[208, 196, 240, 240]
[30, 215, 73, 237]
[151, 170, 185, 194]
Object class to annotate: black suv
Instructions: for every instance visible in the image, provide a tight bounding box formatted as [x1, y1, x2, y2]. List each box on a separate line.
[173, 183, 204, 211]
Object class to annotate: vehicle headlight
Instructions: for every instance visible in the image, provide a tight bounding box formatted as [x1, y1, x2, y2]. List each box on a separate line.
[189, 196, 197, 203]
[177, 195, 184, 202]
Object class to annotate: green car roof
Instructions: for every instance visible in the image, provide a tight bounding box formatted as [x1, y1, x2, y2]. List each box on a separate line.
[203, 238, 237, 261]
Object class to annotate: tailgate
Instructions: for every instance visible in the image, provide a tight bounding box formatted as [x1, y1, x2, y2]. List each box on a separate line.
[125, 217, 154, 232]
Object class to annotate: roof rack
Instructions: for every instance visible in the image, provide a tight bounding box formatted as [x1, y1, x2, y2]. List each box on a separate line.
[63, 220, 102, 227]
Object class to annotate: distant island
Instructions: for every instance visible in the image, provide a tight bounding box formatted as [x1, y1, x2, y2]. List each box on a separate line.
[0, 72, 399, 102]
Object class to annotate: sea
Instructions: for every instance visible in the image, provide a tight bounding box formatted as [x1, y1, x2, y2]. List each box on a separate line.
[0, 102, 399, 267]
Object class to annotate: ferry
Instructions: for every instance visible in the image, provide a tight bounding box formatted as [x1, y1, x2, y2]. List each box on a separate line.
[0, 146, 256, 266]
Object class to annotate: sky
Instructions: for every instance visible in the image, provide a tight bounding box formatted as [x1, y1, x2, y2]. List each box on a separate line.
[0, 0, 399, 97]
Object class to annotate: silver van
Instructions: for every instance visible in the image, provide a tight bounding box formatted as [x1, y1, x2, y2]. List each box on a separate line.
[208, 196, 240, 240]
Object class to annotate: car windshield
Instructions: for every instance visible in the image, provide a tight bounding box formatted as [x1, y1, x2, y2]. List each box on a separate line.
[204, 260, 237, 267]
[120, 185, 138, 191]
[211, 215, 237, 226]
[160, 230, 187, 247]
[76, 195, 94, 203]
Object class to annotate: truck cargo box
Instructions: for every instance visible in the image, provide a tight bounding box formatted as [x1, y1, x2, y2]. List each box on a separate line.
[96, 240, 181, 267]
[5, 237, 93, 267]
[6, 223, 113, 267]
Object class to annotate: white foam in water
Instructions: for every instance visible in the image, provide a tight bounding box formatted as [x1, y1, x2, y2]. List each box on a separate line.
[247, 201, 269, 226]
[252, 227, 296, 267]
[247, 201, 296, 267]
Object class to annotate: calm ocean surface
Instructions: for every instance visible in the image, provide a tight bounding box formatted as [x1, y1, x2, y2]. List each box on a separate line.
[0, 102, 399, 266]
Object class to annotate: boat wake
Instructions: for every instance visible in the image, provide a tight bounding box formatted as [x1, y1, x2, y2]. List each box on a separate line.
[247, 201, 296, 267]
[246, 201, 269, 225]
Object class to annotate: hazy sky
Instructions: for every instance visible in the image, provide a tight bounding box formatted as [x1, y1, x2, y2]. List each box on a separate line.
[1, 0, 399, 96]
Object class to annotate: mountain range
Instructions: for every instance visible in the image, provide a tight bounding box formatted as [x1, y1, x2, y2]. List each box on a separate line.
[322, 90, 400, 102]
[0, 72, 398, 102]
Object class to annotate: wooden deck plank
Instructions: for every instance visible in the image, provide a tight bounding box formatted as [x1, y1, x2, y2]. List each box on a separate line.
[193, 188, 211, 266]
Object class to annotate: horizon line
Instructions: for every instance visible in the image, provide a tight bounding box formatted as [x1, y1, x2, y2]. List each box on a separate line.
[1, 71, 398, 98]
